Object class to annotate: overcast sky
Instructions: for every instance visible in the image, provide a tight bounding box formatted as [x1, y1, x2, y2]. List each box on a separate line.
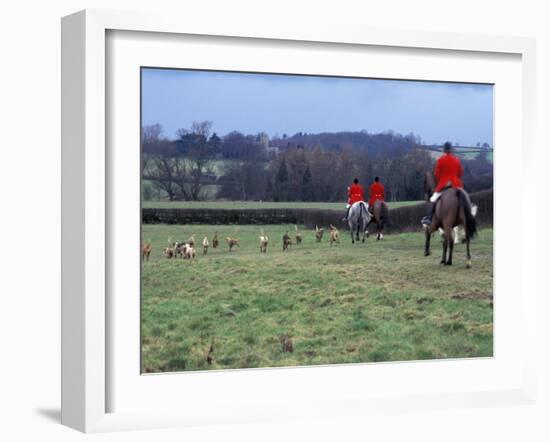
[141, 68, 493, 147]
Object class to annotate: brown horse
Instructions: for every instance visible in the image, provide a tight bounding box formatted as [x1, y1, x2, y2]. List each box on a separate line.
[424, 172, 477, 267]
[368, 200, 389, 240]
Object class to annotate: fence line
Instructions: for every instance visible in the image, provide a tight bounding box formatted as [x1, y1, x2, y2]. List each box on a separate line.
[142, 189, 493, 234]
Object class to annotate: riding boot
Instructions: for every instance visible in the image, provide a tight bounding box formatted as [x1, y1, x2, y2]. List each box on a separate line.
[421, 203, 435, 227]
[342, 206, 351, 222]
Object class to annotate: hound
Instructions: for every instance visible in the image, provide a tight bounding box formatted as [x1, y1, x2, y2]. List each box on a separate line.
[282, 232, 292, 251]
[142, 242, 152, 261]
[174, 242, 188, 258]
[202, 236, 209, 255]
[164, 237, 175, 258]
[163, 246, 174, 258]
[212, 232, 219, 248]
[185, 245, 196, 259]
[186, 234, 196, 248]
[279, 334, 294, 353]
[259, 230, 269, 253]
[329, 224, 340, 246]
[294, 225, 302, 244]
[314, 225, 324, 242]
[226, 237, 239, 252]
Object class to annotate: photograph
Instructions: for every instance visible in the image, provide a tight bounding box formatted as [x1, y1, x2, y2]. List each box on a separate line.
[140, 68, 494, 373]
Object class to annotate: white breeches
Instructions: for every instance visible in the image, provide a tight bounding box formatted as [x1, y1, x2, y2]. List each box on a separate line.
[429, 192, 441, 203]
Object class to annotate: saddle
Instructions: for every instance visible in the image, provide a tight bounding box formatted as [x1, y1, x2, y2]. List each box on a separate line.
[434, 187, 475, 213]
[439, 184, 454, 195]
[431, 185, 453, 203]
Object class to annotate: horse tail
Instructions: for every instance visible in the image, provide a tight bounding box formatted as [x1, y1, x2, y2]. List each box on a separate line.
[355, 202, 362, 224]
[380, 202, 389, 225]
[457, 189, 477, 240]
[363, 202, 372, 230]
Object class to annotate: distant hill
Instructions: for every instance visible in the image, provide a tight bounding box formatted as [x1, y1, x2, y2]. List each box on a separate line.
[270, 130, 420, 157]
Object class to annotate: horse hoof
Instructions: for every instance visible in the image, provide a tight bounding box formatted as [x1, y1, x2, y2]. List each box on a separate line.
[424, 251, 430, 257]
[445, 261, 453, 266]
[440, 260, 446, 265]
[466, 260, 472, 268]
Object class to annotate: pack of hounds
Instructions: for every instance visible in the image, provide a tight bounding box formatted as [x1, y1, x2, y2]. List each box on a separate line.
[141, 218, 475, 262]
[141, 224, 342, 261]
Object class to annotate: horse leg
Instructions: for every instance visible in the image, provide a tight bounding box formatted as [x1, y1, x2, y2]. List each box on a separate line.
[424, 228, 431, 256]
[466, 237, 472, 268]
[445, 227, 454, 265]
[441, 231, 448, 264]
[350, 226, 355, 244]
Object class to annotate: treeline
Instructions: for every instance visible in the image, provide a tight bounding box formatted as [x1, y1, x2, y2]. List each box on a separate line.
[219, 147, 436, 202]
[270, 130, 421, 158]
[142, 121, 493, 202]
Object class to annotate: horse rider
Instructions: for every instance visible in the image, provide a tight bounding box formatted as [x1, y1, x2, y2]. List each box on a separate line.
[342, 177, 365, 221]
[368, 176, 385, 213]
[421, 141, 464, 227]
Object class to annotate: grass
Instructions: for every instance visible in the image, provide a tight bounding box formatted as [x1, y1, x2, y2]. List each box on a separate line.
[141, 224, 493, 373]
[141, 200, 422, 210]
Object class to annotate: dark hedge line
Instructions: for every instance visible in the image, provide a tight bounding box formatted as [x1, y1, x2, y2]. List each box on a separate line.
[142, 189, 493, 234]
[385, 189, 492, 233]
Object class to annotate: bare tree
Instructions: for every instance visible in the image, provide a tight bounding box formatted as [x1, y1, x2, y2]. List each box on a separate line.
[144, 155, 176, 201]
[141, 124, 163, 175]
[175, 121, 216, 200]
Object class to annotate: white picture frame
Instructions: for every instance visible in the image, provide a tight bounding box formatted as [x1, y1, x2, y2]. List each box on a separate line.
[61, 9, 537, 433]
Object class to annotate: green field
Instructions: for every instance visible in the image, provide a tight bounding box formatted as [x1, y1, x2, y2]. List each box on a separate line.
[142, 200, 422, 210]
[141, 224, 493, 373]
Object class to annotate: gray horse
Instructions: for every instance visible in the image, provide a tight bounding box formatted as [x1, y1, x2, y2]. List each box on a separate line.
[347, 201, 371, 243]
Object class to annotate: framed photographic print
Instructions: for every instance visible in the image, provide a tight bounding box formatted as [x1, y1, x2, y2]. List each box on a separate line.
[139, 68, 495, 373]
[61, 9, 537, 433]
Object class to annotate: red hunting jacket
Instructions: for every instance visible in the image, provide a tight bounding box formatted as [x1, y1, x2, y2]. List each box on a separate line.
[368, 182, 385, 206]
[434, 153, 464, 192]
[347, 183, 365, 205]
